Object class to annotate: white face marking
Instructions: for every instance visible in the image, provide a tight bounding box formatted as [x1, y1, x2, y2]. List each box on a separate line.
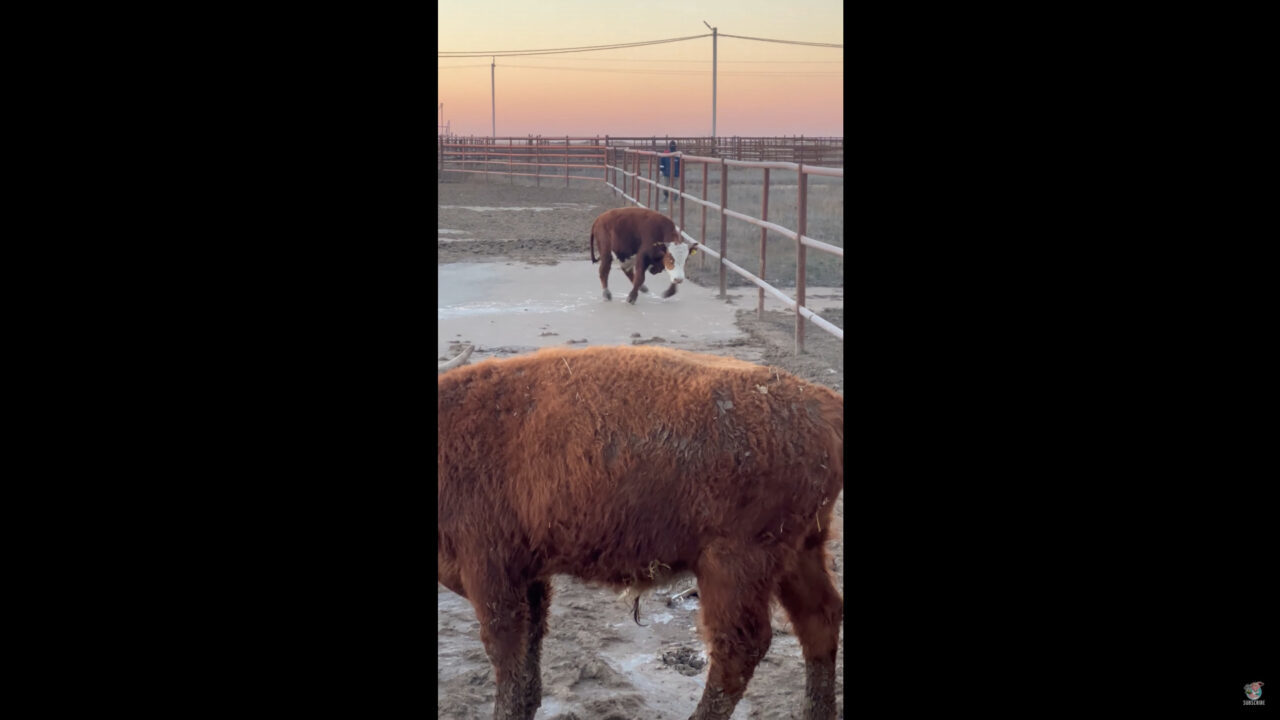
[665, 242, 689, 284]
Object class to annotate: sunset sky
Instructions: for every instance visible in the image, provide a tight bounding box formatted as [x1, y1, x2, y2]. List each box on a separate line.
[438, 0, 843, 138]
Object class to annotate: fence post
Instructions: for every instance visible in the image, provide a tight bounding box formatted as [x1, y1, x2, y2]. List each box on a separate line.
[670, 149, 680, 220]
[536, 138, 540, 187]
[700, 161, 708, 270]
[509, 137, 513, 184]
[795, 165, 808, 355]
[759, 167, 769, 317]
[439, 136, 443, 178]
[718, 157, 728, 298]
[678, 155, 685, 242]
[647, 154, 654, 208]
[565, 136, 570, 187]
[604, 135, 610, 187]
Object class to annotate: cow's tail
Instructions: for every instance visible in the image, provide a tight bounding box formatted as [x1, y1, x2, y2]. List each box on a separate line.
[590, 229, 598, 263]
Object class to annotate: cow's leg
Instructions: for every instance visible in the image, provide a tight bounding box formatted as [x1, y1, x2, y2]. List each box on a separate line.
[625, 261, 648, 304]
[620, 267, 649, 294]
[462, 563, 537, 720]
[598, 252, 612, 301]
[776, 532, 843, 720]
[438, 552, 467, 599]
[520, 579, 552, 716]
[688, 541, 775, 720]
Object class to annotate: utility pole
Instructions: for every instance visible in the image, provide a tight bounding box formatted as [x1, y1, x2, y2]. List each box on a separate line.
[703, 21, 717, 143]
[491, 57, 496, 139]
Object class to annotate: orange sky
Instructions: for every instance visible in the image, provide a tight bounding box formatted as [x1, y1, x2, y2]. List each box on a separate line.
[438, 0, 842, 138]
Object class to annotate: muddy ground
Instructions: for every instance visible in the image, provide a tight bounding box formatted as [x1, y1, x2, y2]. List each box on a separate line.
[438, 179, 845, 719]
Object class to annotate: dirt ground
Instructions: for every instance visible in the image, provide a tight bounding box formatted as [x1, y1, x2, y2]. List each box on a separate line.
[437, 179, 843, 393]
[438, 179, 845, 719]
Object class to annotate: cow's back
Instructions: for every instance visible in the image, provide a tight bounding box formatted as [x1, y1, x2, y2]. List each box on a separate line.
[593, 208, 676, 252]
[437, 346, 843, 584]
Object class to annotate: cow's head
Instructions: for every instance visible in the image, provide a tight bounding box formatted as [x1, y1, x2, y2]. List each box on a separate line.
[659, 241, 693, 286]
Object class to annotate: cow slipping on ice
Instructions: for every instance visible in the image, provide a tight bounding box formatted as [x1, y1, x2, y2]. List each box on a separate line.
[438, 345, 844, 720]
[590, 207, 694, 303]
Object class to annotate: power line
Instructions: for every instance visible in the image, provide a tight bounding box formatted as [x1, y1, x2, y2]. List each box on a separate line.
[493, 63, 840, 77]
[445, 57, 840, 64]
[438, 33, 842, 58]
[500, 63, 699, 75]
[440, 36, 701, 54]
[719, 33, 842, 48]
[438, 34, 710, 58]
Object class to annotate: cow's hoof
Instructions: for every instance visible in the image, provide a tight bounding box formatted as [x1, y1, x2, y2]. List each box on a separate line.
[640, 285, 649, 294]
[663, 285, 678, 298]
[626, 292, 638, 304]
[603, 289, 612, 301]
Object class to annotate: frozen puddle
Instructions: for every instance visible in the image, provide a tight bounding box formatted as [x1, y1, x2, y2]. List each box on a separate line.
[438, 261, 748, 359]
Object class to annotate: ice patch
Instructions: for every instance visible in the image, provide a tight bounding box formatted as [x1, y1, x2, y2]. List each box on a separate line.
[438, 299, 586, 319]
[437, 229, 468, 234]
[440, 205, 582, 212]
[620, 654, 651, 672]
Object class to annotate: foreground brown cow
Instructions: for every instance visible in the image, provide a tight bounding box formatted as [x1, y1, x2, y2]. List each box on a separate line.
[590, 207, 694, 303]
[438, 345, 844, 720]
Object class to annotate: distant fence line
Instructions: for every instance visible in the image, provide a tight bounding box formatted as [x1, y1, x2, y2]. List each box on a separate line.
[439, 135, 842, 169]
[439, 137, 606, 185]
[436, 135, 843, 355]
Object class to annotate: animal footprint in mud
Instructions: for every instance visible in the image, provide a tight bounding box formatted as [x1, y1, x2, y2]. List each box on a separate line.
[661, 646, 706, 677]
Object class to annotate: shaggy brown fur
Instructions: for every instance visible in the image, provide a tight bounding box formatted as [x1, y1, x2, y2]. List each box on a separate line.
[589, 207, 686, 303]
[438, 345, 843, 720]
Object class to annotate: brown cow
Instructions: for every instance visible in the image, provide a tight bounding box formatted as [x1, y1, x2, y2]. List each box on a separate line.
[590, 207, 694, 304]
[438, 345, 843, 720]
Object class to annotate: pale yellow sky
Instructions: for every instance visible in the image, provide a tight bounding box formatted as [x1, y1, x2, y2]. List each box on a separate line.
[438, 0, 843, 137]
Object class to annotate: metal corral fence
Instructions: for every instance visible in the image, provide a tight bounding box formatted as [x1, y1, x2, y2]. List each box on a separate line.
[439, 136, 610, 185]
[604, 136, 842, 166]
[603, 146, 842, 354]
[438, 136, 843, 182]
[436, 135, 843, 354]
